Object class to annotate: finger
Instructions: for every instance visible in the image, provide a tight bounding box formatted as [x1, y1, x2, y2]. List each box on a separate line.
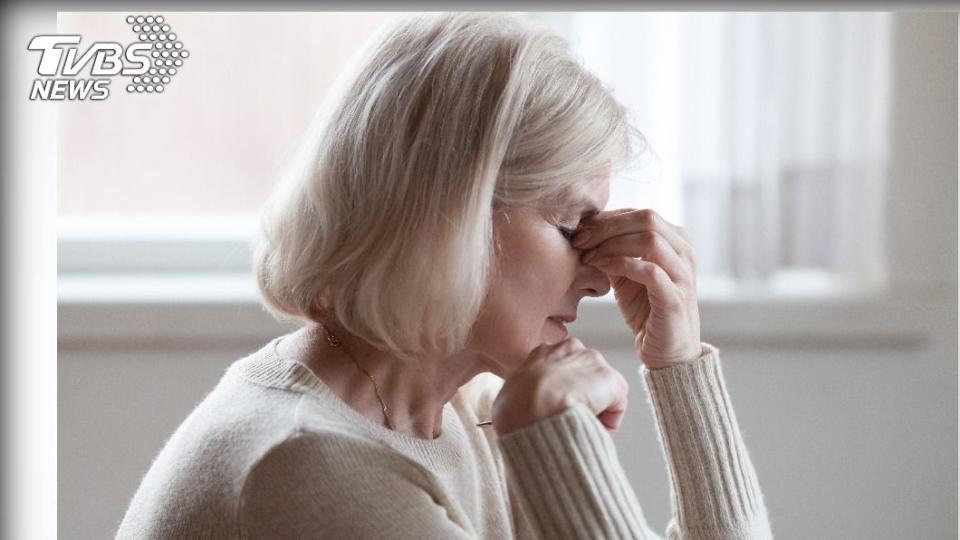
[598, 399, 627, 433]
[575, 208, 687, 255]
[535, 336, 582, 353]
[571, 208, 632, 236]
[592, 371, 629, 433]
[573, 209, 696, 271]
[581, 230, 694, 285]
[589, 208, 635, 220]
[592, 256, 684, 310]
[528, 338, 581, 367]
[557, 336, 585, 353]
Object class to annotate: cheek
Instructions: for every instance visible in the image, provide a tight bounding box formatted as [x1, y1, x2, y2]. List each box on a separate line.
[473, 255, 572, 362]
[478, 212, 578, 366]
[499, 250, 569, 315]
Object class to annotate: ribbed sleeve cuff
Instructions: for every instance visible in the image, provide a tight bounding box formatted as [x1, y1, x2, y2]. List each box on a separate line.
[497, 401, 655, 540]
[641, 343, 772, 539]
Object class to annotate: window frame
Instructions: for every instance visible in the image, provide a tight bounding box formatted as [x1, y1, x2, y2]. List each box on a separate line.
[56, 12, 954, 352]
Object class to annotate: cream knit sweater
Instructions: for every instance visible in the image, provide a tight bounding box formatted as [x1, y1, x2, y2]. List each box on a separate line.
[116, 329, 773, 539]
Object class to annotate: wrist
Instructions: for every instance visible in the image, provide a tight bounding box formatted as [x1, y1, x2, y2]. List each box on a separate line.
[643, 343, 706, 370]
[492, 393, 572, 436]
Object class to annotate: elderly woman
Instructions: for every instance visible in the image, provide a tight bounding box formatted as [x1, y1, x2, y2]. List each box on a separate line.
[117, 12, 772, 539]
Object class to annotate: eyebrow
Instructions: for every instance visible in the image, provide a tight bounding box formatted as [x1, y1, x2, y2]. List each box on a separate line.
[574, 201, 601, 217]
[549, 193, 601, 219]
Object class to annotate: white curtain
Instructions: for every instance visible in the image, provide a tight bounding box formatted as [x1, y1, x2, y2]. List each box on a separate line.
[540, 12, 892, 297]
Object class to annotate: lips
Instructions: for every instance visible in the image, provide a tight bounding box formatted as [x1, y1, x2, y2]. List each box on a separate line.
[549, 314, 577, 324]
[547, 317, 569, 335]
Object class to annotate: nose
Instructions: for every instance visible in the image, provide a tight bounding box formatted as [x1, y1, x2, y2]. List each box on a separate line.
[576, 255, 612, 297]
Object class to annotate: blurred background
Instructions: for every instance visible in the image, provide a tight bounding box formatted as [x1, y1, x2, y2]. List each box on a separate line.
[32, 10, 958, 539]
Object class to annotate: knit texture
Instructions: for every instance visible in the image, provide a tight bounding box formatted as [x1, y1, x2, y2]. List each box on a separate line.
[115, 330, 773, 539]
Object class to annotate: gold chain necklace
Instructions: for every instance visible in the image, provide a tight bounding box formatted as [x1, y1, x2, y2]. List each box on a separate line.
[317, 323, 494, 431]
[319, 323, 394, 431]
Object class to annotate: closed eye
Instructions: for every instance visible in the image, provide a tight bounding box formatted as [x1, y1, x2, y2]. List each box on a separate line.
[558, 226, 577, 242]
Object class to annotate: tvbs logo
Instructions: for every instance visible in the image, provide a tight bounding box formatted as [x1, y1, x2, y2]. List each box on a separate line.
[28, 14, 188, 101]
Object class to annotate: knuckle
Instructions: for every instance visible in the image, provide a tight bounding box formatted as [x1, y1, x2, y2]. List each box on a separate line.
[585, 348, 604, 362]
[590, 361, 609, 377]
[639, 208, 658, 227]
[640, 230, 658, 247]
[648, 232, 667, 251]
[639, 260, 660, 279]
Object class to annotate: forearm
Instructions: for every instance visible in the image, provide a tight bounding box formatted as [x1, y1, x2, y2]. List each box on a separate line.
[641, 342, 773, 539]
[493, 342, 773, 540]
[497, 402, 662, 540]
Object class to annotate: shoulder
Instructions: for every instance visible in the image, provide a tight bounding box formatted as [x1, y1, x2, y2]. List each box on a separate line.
[237, 431, 454, 537]
[242, 428, 415, 480]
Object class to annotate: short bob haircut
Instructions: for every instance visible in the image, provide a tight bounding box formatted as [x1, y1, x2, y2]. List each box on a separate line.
[253, 12, 646, 362]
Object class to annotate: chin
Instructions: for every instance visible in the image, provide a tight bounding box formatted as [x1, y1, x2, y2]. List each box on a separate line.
[486, 325, 566, 375]
[540, 331, 560, 345]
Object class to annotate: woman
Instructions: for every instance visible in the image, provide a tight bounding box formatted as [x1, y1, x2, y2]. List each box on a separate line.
[117, 12, 773, 539]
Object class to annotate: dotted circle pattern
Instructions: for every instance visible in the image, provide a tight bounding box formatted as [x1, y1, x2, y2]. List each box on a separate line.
[125, 14, 188, 94]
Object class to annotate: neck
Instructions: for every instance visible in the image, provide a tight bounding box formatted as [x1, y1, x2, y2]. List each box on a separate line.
[284, 323, 493, 440]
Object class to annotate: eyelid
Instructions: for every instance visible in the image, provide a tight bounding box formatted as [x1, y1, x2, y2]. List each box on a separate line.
[558, 225, 579, 242]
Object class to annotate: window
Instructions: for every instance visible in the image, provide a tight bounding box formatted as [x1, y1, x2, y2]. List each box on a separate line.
[58, 12, 893, 303]
[536, 12, 892, 300]
[58, 12, 402, 300]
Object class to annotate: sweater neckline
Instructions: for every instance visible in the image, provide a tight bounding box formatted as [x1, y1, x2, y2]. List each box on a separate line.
[235, 331, 462, 453]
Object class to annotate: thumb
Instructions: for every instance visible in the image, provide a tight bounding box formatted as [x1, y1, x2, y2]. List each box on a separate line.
[596, 397, 627, 433]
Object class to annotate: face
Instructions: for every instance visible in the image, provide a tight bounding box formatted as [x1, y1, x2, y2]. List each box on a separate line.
[468, 175, 612, 377]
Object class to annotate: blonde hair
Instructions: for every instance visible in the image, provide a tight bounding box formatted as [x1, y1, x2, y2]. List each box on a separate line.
[253, 12, 645, 362]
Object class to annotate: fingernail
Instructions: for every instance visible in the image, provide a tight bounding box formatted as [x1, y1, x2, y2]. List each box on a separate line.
[573, 229, 591, 246]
